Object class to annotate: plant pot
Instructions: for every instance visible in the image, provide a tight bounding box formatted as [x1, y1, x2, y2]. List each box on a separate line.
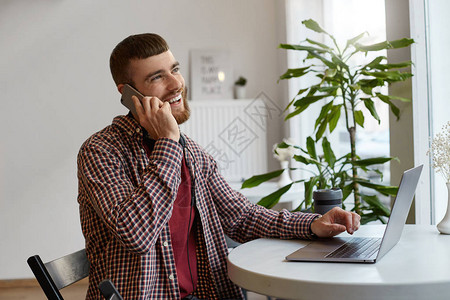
[313, 188, 342, 215]
[234, 85, 246, 99]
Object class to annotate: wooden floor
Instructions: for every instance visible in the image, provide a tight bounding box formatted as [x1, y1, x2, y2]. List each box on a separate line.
[0, 278, 88, 300]
[0, 278, 267, 300]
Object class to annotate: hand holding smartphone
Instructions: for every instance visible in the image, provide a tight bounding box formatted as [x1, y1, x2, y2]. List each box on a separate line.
[121, 84, 180, 141]
[121, 84, 145, 116]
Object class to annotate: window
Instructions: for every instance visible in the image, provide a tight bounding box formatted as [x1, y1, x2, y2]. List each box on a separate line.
[285, 0, 391, 207]
[410, 0, 450, 224]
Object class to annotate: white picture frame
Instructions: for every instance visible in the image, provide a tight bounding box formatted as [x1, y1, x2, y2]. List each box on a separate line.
[190, 49, 233, 100]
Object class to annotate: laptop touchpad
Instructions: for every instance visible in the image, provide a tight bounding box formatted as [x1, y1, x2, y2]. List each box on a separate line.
[286, 237, 349, 260]
[299, 237, 348, 252]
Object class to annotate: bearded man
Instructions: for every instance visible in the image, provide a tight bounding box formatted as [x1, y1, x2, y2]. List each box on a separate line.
[77, 33, 360, 300]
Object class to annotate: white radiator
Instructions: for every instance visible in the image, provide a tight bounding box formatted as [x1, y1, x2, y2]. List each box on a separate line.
[180, 99, 269, 182]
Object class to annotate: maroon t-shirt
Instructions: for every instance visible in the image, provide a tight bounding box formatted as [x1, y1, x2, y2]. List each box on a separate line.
[143, 138, 198, 297]
[168, 157, 198, 297]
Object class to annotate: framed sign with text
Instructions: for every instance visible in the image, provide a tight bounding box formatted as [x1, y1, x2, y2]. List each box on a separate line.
[190, 49, 233, 100]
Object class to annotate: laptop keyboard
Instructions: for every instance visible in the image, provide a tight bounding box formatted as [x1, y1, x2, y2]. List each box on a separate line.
[326, 237, 382, 259]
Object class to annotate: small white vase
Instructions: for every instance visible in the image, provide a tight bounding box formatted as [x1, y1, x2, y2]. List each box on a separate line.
[234, 85, 246, 99]
[437, 183, 450, 234]
[277, 161, 292, 188]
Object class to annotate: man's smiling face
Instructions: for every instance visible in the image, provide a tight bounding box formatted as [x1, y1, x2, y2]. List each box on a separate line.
[127, 50, 190, 124]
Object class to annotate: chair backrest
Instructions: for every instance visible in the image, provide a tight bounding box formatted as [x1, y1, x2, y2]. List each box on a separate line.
[98, 279, 124, 300]
[27, 249, 89, 300]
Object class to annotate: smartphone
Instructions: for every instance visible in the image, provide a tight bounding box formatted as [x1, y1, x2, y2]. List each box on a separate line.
[121, 84, 145, 115]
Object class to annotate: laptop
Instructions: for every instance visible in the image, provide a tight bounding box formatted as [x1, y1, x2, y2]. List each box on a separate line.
[286, 165, 423, 264]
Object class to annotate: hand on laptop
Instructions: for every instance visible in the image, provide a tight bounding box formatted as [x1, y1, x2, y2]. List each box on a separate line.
[310, 207, 360, 238]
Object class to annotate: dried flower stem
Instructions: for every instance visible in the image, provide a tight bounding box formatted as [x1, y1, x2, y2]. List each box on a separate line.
[429, 121, 450, 183]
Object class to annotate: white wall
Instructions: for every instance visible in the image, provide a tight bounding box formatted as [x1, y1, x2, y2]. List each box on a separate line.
[0, 0, 287, 279]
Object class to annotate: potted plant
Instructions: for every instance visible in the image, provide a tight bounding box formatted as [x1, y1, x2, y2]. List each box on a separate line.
[242, 19, 414, 224]
[234, 76, 247, 99]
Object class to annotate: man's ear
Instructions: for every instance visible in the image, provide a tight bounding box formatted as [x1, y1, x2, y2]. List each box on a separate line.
[117, 84, 124, 94]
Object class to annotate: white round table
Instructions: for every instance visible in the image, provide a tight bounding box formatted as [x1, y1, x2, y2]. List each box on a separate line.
[227, 225, 450, 300]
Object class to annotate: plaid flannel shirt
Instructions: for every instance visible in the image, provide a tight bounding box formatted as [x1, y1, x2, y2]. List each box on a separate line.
[77, 115, 319, 299]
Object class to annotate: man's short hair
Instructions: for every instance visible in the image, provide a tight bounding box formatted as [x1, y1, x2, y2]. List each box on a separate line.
[110, 33, 169, 85]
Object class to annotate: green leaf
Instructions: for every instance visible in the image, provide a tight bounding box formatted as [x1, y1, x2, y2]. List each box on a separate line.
[322, 137, 336, 168]
[362, 194, 391, 217]
[375, 93, 402, 120]
[257, 183, 293, 208]
[390, 104, 400, 120]
[279, 43, 328, 53]
[285, 97, 296, 112]
[346, 32, 367, 48]
[358, 78, 385, 89]
[356, 41, 391, 52]
[297, 87, 310, 96]
[315, 101, 334, 129]
[360, 86, 373, 95]
[294, 95, 330, 108]
[307, 85, 320, 96]
[353, 179, 398, 196]
[352, 157, 394, 167]
[285, 108, 305, 120]
[389, 38, 415, 49]
[373, 61, 412, 70]
[279, 67, 310, 80]
[241, 169, 284, 189]
[306, 136, 317, 160]
[308, 51, 336, 69]
[360, 214, 380, 225]
[382, 94, 412, 103]
[293, 154, 318, 165]
[354, 110, 365, 128]
[306, 38, 332, 50]
[317, 86, 339, 94]
[284, 88, 309, 112]
[288, 94, 331, 121]
[342, 183, 353, 200]
[361, 70, 413, 81]
[315, 119, 328, 141]
[331, 55, 348, 70]
[302, 19, 328, 34]
[362, 98, 380, 123]
[304, 177, 319, 207]
[276, 141, 289, 149]
[328, 105, 341, 132]
[363, 56, 385, 69]
[356, 38, 414, 52]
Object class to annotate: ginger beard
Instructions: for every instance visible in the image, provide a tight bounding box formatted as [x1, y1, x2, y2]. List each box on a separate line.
[173, 87, 190, 125]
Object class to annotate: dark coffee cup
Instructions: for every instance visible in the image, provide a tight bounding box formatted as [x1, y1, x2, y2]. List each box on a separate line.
[313, 188, 342, 215]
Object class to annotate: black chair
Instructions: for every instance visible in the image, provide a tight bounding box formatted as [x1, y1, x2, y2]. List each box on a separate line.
[27, 249, 89, 300]
[98, 279, 124, 300]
